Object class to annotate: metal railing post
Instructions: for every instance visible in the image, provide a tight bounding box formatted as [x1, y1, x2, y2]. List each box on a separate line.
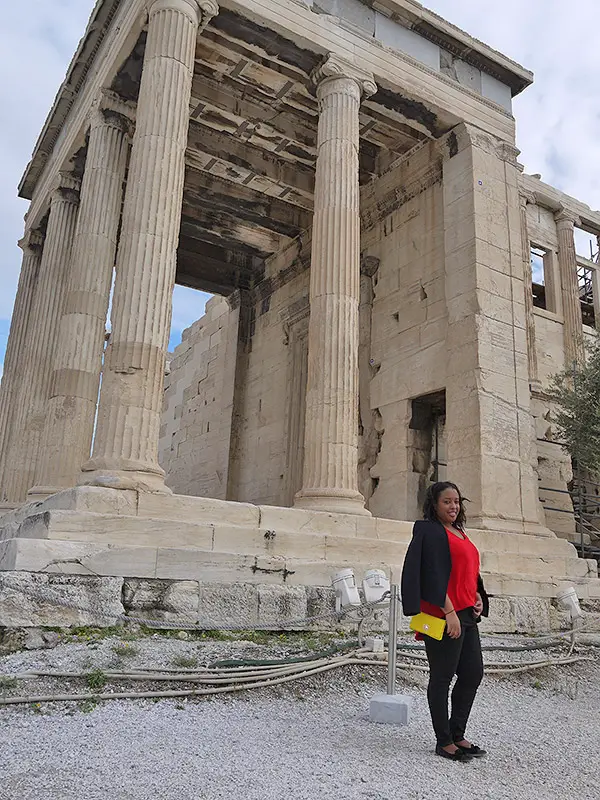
[387, 584, 398, 695]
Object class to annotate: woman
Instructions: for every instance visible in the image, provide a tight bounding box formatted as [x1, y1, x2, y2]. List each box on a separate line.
[401, 481, 489, 762]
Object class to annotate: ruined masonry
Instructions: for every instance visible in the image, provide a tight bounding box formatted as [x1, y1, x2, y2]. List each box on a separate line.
[1, 0, 599, 632]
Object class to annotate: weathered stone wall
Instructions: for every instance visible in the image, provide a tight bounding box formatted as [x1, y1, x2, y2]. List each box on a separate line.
[229, 266, 310, 507]
[361, 143, 446, 521]
[2, 569, 594, 636]
[159, 296, 240, 499]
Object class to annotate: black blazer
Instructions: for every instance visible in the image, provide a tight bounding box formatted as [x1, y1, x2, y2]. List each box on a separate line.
[401, 519, 489, 618]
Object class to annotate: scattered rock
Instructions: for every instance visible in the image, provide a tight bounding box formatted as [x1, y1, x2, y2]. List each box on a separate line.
[23, 629, 45, 650]
[42, 630, 61, 648]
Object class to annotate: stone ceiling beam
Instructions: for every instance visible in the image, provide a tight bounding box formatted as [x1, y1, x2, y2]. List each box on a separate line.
[186, 120, 315, 201]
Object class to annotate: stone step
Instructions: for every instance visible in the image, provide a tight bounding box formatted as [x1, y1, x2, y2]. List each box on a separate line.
[3, 536, 599, 601]
[480, 550, 596, 581]
[35, 487, 413, 540]
[469, 529, 577, 558]
[483, 571, 600, 601]
[6, 508, 594, 586]
[14, 510, 411, 563]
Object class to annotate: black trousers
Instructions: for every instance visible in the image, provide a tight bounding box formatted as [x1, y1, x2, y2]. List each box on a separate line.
[423, 608, 484, 747]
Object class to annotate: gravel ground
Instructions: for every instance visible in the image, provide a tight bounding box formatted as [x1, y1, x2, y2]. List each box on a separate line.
[1, 631, 599, 800]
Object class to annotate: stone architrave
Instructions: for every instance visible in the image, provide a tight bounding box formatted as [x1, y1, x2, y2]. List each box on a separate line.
[80, 0, 219, 492]
[294, 55, 376, 516]
[555, 208, 585, 372]
[4, 175, 80, 503]
[519, 191, 541, 391]
[28, 94, 134, 501]
[0, 230, 43, 503]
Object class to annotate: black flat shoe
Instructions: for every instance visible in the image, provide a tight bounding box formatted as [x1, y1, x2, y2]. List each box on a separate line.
[455, 743, 487, 758]
[435, 745, 473, 762]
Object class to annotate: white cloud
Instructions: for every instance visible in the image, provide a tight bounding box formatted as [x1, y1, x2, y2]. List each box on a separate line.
[1, 0, 599, 372]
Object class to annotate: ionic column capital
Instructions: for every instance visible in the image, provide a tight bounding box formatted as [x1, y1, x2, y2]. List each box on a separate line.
[88, 90, 136, 135]
[147, 0, 217, 26]
[198, 0, 219, 26]
[312, 54, 377, 99]
[18, 229, 44, 254]
[555, 206, 580, 229]
[52, 172, 81, 204]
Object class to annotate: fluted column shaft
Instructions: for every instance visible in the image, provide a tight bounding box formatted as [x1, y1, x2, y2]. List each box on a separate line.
[555, 209, 585, 371]
[5, 178, 80, 502]
[294, 57, 375, 516]
[0, 232, 43, 503]
[520, 193, 540, 390]
[81, 0, 218, 491]
[29, 98, 133, 499]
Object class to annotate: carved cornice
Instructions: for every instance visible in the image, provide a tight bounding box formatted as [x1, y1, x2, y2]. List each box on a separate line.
[312, 54, 377, 98]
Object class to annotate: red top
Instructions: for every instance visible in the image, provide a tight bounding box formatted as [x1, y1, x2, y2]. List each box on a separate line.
[418, 529, 480, 626]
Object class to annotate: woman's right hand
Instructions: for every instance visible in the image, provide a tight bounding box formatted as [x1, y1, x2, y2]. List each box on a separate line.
[445, 610, 461, 639]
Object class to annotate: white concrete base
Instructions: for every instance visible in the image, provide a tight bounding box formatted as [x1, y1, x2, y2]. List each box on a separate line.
[369, 693, 411, 725]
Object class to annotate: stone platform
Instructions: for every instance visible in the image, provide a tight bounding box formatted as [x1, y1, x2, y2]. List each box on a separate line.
[0, 487, 599, 632]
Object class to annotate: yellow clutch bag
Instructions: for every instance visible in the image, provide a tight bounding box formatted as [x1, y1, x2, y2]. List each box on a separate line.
[409, 612, 446, 640]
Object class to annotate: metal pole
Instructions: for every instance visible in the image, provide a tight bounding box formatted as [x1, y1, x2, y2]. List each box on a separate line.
[387, 584, 398, 695]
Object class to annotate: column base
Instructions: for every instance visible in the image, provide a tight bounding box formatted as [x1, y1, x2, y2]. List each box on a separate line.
[294, 488, 371, 517]
[79, 458, 171, 494]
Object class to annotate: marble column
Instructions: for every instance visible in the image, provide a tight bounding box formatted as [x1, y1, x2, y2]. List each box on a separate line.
[519, 192, 541, 391]
[5, 175, 80, 502]
[28, 94, 134, 500]
[80, 0, 218, 491]
[0, 230, 43, 504]
[294, 55, 376, 516]
[555, 208, 585, 371]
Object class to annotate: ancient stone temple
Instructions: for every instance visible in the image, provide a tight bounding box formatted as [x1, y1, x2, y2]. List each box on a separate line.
[0, 0, 598, 629]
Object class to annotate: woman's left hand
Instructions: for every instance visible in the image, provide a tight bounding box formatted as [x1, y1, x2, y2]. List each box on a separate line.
[474, 592, 483, 616]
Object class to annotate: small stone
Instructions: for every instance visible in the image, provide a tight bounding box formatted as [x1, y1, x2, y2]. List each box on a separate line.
[0, 628, 24, 654]
[24, 629, 45, 650]
[177, 631, 189, 640]
[42, 630, 61, 648]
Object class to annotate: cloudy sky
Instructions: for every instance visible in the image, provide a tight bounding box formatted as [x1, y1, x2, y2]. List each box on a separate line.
[1, 0, 599, 377]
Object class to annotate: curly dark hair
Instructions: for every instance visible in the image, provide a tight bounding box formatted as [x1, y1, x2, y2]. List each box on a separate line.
[423, 481, 467, 529]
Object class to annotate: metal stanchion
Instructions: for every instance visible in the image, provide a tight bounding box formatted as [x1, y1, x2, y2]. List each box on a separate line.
[387, 584, 398, 696]
[369, 581, 410, 725]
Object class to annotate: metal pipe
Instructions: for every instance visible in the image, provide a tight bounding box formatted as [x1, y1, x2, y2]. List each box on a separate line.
[387, 584, 399, 695]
